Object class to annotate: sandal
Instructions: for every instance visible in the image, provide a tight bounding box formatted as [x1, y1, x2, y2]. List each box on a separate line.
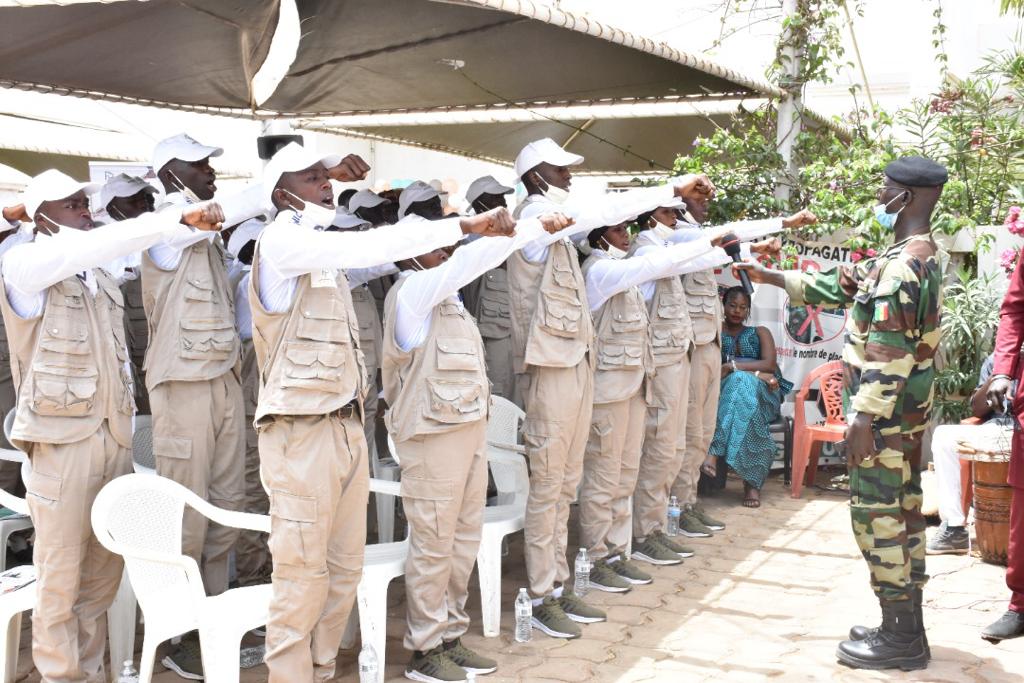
[742, 483, 761, 508]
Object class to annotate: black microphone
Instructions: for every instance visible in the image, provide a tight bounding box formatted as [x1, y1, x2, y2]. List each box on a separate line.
[721, 233, 753, 295]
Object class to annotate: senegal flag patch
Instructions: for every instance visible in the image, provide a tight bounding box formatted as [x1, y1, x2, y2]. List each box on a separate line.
[873, 301, 891, 322]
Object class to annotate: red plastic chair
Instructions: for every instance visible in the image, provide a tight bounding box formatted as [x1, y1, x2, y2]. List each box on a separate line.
[791, 361, 845, 498]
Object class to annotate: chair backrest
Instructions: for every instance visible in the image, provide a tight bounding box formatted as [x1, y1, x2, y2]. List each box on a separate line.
[0, 451, 29, 516]
[91, 474, 206, 613]
[132, 415, 156, 473]
[795, 360, 845, 426]
[486, 396, 524, 449]
[386, 433, 401, 466]
[487, 449, 529, 508]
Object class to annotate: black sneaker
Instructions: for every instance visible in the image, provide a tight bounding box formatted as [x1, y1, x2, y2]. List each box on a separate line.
[531, 596, 582, 638]
[982, 610, 1024, 642]
[405, 645, 467, 682]
[926, 524, 968, 555]
[162, 636, 204, 680]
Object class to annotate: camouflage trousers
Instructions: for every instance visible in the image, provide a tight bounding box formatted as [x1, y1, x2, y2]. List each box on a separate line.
[849, 432, 928, 602]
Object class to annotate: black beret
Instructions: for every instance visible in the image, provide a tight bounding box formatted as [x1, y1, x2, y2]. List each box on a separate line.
[884, 156, 949, 187]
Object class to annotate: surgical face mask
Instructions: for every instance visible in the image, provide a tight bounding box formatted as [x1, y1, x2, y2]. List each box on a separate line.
[283, 190, 336, 228]
[534, 173, 570, 205]
[873, 191, 909, 231]
[36, 213, 88, 239]
[168, 170, 203, 205]
[600, 237, 628, 260]
[650, 220, 675, 243]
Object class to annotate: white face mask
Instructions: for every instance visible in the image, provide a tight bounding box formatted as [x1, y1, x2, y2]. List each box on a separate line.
[36, 214, 88, 241]
[600, 237, 628, 260]
[282, 190, 336, 228]
[650, 220, 675, 242]
[168, 170, 204, 205]
[533, 173, 570, 205]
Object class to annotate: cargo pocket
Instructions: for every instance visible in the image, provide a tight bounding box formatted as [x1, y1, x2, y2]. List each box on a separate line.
[26, 469, 61, 504]
[522, 419, 557, 484]
[38, 316, 90, 356]
[551, 260, 577, 289]
[477, 298, 511, 339]
[30, 368, 97, 417]
[436, 336, 479, 371]
[296, 307, 349, 343]
[180, 319, 234, 360]
[610, 307, 645, 333]
[269, 490, 322, 568]
[597, 344, 643, 371]
[423, 377, 484, 425]
[281, 342, 345, 390]
[401, 475, 454, 539]
[184, 277, 216, 303]
[657, 298, 685, 320]
[539, 292, 582, 337]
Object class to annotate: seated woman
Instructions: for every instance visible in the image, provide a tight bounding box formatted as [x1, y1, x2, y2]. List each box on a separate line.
[704, 286, 792, 508]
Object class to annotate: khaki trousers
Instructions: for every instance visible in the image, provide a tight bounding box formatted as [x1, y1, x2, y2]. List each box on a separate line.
[27, 422, 131, 683]
[259, 412, 368, 683]
[234, 340, 271, 587]
[483, 336, 519, 407]
[519, 359, 594, 597]
[581, 391, 646, 560]
[150, 373, 245, 596]
[634, 355, 691, 540]
[397, 420, 488, 651]
[672, 341, 721, 506]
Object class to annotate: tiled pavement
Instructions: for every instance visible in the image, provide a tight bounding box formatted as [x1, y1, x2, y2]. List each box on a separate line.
[14, 474, 1024, 681]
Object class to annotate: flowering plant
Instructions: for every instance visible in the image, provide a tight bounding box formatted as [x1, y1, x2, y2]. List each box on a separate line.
[1000, 247, 1020, 273]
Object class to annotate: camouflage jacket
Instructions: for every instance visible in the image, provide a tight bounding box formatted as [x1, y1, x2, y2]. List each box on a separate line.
[783, 234, 944, 436]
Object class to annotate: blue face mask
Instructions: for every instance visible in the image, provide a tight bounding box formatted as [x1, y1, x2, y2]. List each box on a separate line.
[873, 192, 908, 230]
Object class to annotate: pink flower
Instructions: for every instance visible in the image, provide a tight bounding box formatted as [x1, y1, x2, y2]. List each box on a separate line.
[850, 251, 863, 263]
[866, 248, 878, 257]
[828, 180, 839, 191]
[1004, 206, 1022, 227]
[1000, 248, 1019, 273]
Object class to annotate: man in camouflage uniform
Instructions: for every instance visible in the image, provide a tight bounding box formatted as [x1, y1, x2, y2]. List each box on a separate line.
[738, 156, 947, 671]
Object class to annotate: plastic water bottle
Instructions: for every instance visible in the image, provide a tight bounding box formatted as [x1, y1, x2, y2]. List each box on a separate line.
[358, 643, 379, 683]
[514, 587, 533, 642]
[574, 548, 591, 596]
[116, 660, 139, 683]
[667, 496, 681, 536]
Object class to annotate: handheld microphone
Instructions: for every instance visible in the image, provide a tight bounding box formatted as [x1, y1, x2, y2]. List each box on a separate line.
[721, 233, 753, 295]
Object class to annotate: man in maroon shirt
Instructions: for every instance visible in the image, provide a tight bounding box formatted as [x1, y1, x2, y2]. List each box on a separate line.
[982, 251, 1024, 641]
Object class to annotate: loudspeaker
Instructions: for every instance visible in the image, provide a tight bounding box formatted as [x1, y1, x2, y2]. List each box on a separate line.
[257, 134, 303, 160]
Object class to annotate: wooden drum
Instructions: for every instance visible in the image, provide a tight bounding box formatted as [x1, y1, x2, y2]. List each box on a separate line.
[958, 426, 1012, 566]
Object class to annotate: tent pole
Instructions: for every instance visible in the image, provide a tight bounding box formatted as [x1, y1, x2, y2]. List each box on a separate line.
[774, 0, 801, 204]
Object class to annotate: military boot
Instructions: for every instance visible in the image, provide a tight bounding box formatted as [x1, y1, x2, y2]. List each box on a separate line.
[836, 598, 929, 671]
[848, 588, 930, 659]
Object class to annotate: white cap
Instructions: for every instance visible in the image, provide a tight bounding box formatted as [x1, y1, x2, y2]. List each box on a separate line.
[348, 189, 387, 213]
[397, 180, 439, 218]
[513, 138, 584, 178]
[227, 218, 265, 256]
[465, 175, 514, 204]
[22, 169, 100, 220]
[657, 196, 686, 210]
[332, 208, 371, 230]
[262, 142, 342, 210]
[99, 174, 157, 209]
[151, 133, 223, 174]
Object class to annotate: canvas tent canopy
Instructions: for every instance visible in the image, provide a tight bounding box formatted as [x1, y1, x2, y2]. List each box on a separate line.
[0, 0, 840, 173]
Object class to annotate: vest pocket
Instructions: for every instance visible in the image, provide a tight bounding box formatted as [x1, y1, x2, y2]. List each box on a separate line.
[551, 260, 577, 289]
[610, 308, 645, 333]
[657, 300, 686, 320]
[184, 277, 216, 303]
[539, 292, 582, 337]
[281, 341, 345, 390]
[297, 309, 349, 343]
[180, 319, 235, 360]
[650, 323, 688, 353]
[424, 377, 485, 424]
[477, 297, 511, 338]
[38, 316, 90, 355]
[597, 343, 643, 370]
[30, 368, 98, 417]
[435, 337, 479, 371]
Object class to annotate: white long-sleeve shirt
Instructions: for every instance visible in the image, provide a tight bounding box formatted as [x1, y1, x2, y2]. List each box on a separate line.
[4, 213, 196, 318]
[347, 262, 399, 290]
[585, 236, 714, 311]
[256, 211, 466, 313]
[394, 220, 549, 350]
[517, 185, 677, 262]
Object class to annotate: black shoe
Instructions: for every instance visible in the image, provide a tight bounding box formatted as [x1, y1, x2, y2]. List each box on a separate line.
[981, 610, 1024, 642]
[926, 523, 969, 555]
[837, 599, 928, 671]
[849, 589, 930, 659]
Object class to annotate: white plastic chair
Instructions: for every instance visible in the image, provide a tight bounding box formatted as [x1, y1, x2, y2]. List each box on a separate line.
[0, 411, 31, 572]
[477, 447, 528, 637]
[0, 564, 35, 683]
[339, 477, 406, 683]
[91, 473, 272, 683]
[374, 434, 402, 543]
[486, 396, 525, 459]
[131, 415, 156, 475]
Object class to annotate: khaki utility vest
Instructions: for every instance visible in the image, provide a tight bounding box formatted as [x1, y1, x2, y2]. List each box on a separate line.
[381, 276, 489, 443]
[683, 268, 722, 345]
[0, 270, 134, 451]
[582, 254, 652, 404]
[648, 275, 694, 366]
[464, 267, 512, 340]
[249, 246, 365, 425]
[350, 284, 383, 375]
[141, 238, 240, 388]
